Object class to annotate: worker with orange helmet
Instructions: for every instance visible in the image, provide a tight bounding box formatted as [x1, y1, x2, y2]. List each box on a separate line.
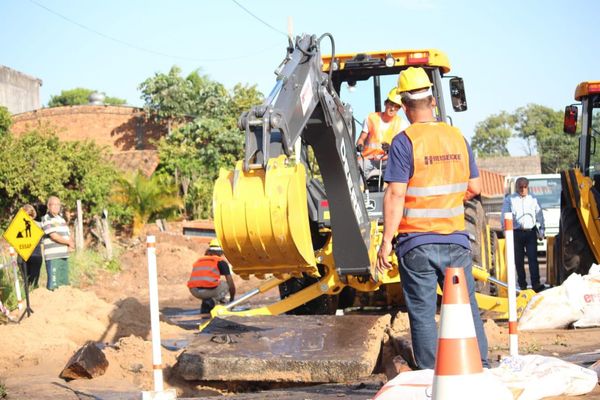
[376, 67, 488, 370]
[187, 239, 236, 314]
[356, 88, 410, 179]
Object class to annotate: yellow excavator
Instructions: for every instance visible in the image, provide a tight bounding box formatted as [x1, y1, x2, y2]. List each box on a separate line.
[206, 33, 533, 326]
[547, 81, 600, 285]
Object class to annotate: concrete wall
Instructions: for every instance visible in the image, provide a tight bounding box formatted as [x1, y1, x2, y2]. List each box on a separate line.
[11, 105, 167, 152]
[0, 65, 42, 114]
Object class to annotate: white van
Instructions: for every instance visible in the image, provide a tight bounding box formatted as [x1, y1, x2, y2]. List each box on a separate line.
[505, 174, 561, 253]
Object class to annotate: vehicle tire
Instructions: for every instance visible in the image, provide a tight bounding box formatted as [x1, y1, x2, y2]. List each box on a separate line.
[278, 272, 339, 315]
[559, 206, 595, 281]
[464, 197, 486, 268]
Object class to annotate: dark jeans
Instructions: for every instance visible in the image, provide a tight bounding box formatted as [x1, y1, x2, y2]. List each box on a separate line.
[514, 230, 540, 289]
[398, 243, 489, 370]
[18, 255, 43, 287]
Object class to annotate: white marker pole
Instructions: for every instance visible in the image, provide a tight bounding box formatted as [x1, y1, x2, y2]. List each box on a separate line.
[9, 247, 23, 311]
[504, 213, 519, 356]
[143, 236, 177, 400]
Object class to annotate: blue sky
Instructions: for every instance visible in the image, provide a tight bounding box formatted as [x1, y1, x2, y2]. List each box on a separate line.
[2, 0, 599, 155]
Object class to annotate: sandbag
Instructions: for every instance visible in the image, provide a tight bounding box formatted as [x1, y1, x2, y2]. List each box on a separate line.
[519, 264, 600, 330]
[489, 355, 598, 400]
[372, 368, 512, 400]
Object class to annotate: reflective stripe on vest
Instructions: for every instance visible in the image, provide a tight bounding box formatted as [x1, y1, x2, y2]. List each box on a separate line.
[363, 112, 405, 157]
[398, 122, 469, 234]
[187, 255, 222, 289]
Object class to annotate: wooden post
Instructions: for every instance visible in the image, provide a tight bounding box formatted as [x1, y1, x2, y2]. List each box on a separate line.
[101, 209, 113, 260]
[76, 200, 84, 251]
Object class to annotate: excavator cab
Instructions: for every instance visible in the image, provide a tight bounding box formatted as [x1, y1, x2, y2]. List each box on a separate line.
[322, 49, 467, 220]
[549, 81, 600, 284]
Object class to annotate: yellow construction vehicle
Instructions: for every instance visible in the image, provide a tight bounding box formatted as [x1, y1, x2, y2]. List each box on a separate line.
[547, 81, 600, 285]
[208, 33, 532, 324]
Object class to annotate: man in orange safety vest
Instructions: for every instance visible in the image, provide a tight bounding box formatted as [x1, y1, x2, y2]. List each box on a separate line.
[187, 239, 236, 314]
[356, 87, 409, 181]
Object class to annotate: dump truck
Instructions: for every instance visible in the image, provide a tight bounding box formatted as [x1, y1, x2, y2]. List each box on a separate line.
[547, 81, 600, 285]
[207, 33, 531, 322]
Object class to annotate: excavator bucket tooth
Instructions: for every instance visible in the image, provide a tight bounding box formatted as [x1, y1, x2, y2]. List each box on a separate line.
[213, 155, 317, 277]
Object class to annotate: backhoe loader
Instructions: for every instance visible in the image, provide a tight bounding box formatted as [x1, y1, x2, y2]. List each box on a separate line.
[547, 81, 600, 285]
[208, 33, 532, 323]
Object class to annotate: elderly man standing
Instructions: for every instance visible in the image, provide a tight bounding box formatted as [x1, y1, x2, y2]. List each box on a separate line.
[42, 196, 74, 290]
[501, 177, 545, 292]
[376, 67, 488, 370]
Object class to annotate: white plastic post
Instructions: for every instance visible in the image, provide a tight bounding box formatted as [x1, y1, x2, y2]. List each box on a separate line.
[503, 213, 519, 356]
[142, 236, 177, 400]
[8, 247, 23, 311]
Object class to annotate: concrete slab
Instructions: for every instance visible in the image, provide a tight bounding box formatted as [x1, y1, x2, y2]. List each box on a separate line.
[174, 314, 391, 383]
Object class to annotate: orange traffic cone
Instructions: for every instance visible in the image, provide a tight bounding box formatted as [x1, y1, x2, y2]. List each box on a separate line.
[432, 267, 483, 400]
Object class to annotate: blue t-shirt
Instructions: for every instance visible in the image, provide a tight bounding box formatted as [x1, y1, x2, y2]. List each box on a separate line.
[384, 126, 479, 258]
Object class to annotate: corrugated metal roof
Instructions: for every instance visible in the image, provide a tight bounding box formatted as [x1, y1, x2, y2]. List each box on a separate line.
[479, 168, 506, 198]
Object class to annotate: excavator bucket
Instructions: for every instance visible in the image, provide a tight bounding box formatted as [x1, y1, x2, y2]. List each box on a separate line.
[213, 155, 318, 278]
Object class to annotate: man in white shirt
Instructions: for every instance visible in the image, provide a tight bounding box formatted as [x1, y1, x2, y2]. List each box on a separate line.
[501, 177, 545, 292]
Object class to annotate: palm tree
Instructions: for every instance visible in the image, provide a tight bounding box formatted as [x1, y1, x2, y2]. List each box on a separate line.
[112, 171, 182, 236]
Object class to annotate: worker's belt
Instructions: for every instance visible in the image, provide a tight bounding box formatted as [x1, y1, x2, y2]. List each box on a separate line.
[515, 228, 534, 231]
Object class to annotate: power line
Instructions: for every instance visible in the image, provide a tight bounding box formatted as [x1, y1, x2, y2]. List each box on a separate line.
[230, 0, 288, 37]
[28, 0, 281, 62]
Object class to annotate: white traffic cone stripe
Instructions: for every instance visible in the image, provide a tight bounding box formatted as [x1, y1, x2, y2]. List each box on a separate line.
[438, 304, 477, 339]
[432, 373, 486, 400]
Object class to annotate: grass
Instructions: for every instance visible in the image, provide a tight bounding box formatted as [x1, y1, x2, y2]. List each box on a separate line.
[69, 247, 122, 286]
[0, 380, 6, 398]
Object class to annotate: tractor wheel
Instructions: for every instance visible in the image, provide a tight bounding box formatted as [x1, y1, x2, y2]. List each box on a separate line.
[278, 273, 339, 315]
[464, 197, 486, 267]
[559, 205, 595, 282]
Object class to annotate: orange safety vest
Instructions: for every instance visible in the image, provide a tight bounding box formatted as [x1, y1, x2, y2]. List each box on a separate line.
[398, 122, 469, 234]
[362, 112, 405, 158]
[187, 255, 223, 289]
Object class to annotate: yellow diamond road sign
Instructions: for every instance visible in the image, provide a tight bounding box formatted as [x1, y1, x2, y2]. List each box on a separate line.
[2, 208, 44, 261]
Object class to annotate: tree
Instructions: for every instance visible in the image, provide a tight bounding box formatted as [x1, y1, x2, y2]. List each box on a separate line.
[0, 106, 11, 136]
[48, 88, 126, 107]
[471, 111, 515, 157]
[139, 66, 263, 218]
[514, 104, 578, 172]
[472, 105, 579, 173]
[0, 127, 123, 228]
[111, 171, 182, 236]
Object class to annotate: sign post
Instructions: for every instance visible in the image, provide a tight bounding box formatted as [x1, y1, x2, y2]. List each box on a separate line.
[2, 209, 44, 319]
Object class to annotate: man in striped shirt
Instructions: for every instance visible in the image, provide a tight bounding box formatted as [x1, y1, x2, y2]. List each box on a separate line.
[42, 196, 74, 290]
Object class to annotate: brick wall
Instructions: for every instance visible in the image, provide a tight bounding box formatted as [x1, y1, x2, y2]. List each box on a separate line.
[10, 105, 167, 152]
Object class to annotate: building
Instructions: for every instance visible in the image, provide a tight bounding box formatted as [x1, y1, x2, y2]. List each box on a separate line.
[0, 65, 42, 114]
[477, 155, 541, 176]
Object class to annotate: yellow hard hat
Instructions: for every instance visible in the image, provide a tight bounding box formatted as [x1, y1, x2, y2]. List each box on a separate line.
[209, 238, 222, 250]
[387, 88, 402, 106]
[397, 67, 432, 93]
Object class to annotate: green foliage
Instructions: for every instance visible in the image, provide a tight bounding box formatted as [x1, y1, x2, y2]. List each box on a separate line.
[472, 104, 578, 173]
[0, 128, 125, 228]
[0, 106, 11, 136]
[0, 264, 18, 310]
[472, 111, 515, 157]
[69, 248, 122, 286]
[140, 66, 263, 218]
[0, 380, 6, 398]
[48, 87, 126, 107]
[111, 171, 182, 235]
[514, 104, 578, 172]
